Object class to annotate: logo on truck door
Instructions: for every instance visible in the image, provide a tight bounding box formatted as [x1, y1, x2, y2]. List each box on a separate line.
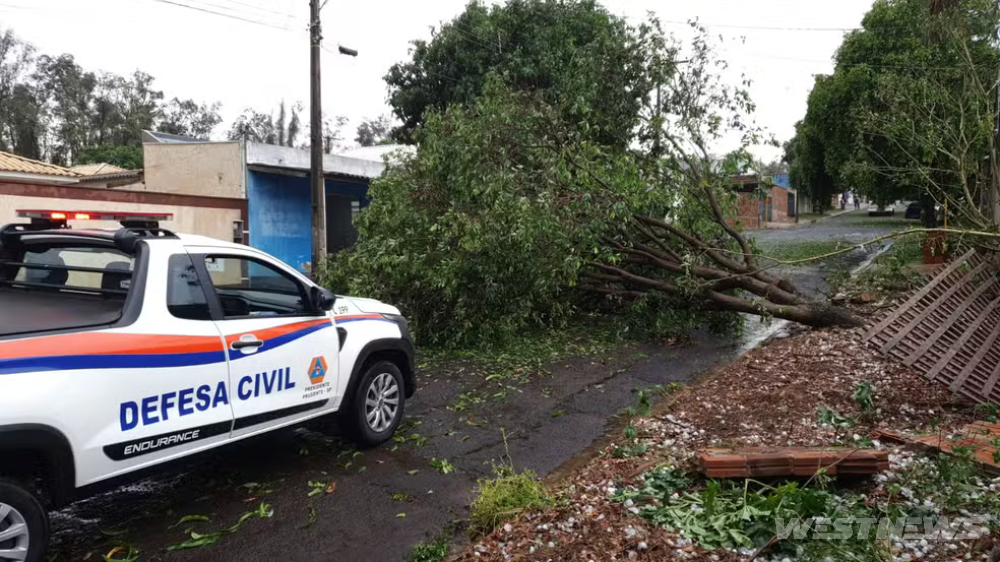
[303, 356, 332, 400]
[308, 356, 327, 384]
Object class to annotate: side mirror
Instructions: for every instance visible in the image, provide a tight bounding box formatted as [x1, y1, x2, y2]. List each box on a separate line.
[311, 286, 337, 312]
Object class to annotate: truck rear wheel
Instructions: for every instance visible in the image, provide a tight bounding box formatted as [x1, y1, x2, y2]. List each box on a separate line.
[0, 480, 47, 562]
[342, 361, 406, 448]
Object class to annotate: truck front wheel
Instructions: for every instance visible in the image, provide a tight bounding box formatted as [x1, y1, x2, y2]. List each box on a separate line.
[0, 480, 47, 562]
[342, 361, 406, 448]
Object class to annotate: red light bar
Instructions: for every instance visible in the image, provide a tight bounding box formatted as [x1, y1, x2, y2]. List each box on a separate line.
[17, 210, 173, 222]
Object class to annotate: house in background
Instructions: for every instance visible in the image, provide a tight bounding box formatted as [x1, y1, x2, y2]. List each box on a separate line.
[141, 131, 390, 271]
[729, 173, 798, 229]
[0, 151, 243, 240]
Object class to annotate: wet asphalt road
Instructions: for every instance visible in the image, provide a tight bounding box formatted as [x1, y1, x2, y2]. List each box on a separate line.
[51, 335, 740, 562]
[751, 211, 909, 297]
[48, 211, 902, 562]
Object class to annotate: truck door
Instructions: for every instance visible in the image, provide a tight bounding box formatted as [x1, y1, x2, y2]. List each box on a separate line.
[77, 251, 235, 482]
[192, 250, 340, 439]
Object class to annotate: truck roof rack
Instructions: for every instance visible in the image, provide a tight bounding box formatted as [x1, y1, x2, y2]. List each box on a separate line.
[113, 227, 178, 253]
[2, 210, 179, 254]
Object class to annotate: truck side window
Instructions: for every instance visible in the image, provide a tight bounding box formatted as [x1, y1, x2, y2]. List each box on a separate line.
[203, 256, 310, 318]
[166, 254, 212, 321]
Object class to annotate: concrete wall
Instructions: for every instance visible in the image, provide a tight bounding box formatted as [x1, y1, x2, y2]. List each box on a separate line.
[0, 183, 244, 242]
[144, 142, 245, 199]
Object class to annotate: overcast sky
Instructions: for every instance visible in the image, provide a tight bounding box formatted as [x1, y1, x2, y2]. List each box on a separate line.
[0, 0, 876, 161]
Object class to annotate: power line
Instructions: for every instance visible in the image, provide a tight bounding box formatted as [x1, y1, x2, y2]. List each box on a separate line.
[442, 20, 498, 53]
[741, 50, 994, 72]
[181, 0, 301, 25]
[214, 0, 302, 20]
[147, 0, 298, 32]
[662, 19, 857, 33]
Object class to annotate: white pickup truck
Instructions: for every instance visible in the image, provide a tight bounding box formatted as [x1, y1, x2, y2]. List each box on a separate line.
[0, 210, 415, 562]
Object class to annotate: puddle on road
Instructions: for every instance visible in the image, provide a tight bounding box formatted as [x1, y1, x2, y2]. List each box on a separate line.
[737, 241, 893, 354]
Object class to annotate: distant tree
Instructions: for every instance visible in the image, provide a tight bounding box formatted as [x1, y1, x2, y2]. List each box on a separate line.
[115, 71, 163, 146]
[158, 97, 221, 139]
[286, 103, 302, 147]
[385, 0, 651, 147]
[788, 0, 999, 222]
[33, 53, 96, 164]
[355, 115, 393, 147]
[758, 159, 787, 176]
[0, 28, 36, 155]
[228, 102, 304, 147]
[75, 144, 143, 170]
[0, 25, 222, 166]
[323, 115, 349, 154]
[227, 108, 276, 144]
[787, 118, 839, 213]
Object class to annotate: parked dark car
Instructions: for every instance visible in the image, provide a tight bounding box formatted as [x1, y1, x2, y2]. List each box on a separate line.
[905, 202, 923, 219]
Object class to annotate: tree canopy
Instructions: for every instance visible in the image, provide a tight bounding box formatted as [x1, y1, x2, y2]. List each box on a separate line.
[786, 0, 1000, 220]
[0, 26, 221, 167]
[328, 17, 851, 349]
[385, 0, 651, 149]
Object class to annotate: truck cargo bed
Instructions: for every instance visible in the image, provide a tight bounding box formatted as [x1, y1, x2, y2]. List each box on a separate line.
[0, 290, 124, 337]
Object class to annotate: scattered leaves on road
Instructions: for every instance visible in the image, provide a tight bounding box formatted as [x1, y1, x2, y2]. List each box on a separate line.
[167, 502, 274, 551]
[430, 458, 455, 474]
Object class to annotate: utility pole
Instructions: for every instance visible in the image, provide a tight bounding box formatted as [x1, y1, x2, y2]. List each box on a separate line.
[309, 0, 326, 274]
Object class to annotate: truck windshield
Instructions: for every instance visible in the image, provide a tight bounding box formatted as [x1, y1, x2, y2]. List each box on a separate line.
[0, 243, 134, 337]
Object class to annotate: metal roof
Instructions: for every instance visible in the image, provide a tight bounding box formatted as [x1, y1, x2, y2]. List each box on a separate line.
[0, 151, 78, 178]
[141, 130, 205, 144]
[246, 142, 386, 180]
[336, 144, 414, 163]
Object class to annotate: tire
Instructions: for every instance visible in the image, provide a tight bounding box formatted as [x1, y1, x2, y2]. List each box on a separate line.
[0, 480, 47, 562]
[342, 361, 406, 448]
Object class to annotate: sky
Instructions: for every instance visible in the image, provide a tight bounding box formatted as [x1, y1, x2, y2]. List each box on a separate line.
[0, 0, 877, 161]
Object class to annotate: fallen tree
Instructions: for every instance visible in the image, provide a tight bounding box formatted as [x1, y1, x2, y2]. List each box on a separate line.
[328, 17, 867, 347]
[581, 207, 865, 328]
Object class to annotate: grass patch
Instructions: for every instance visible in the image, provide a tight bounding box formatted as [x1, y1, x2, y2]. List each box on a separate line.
[841, 216, 912, 229]
[469, 466, 551, 536]
[796, 212, 828, 222]
[421, 320, 621, 379]
[408, 532, 451, 562]
[756, 239, 854, 264]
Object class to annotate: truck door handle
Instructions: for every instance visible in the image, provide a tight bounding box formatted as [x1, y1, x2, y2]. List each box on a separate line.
[231, 336, 264, 350]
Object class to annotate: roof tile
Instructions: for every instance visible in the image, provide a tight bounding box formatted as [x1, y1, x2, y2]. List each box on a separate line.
[0, 151, 78, 177]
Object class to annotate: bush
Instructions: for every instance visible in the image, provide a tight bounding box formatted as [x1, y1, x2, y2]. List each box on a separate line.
[469, 467, 550, 536]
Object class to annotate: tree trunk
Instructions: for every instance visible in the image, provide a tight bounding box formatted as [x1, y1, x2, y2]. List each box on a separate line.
[775, 302, 865, 328]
